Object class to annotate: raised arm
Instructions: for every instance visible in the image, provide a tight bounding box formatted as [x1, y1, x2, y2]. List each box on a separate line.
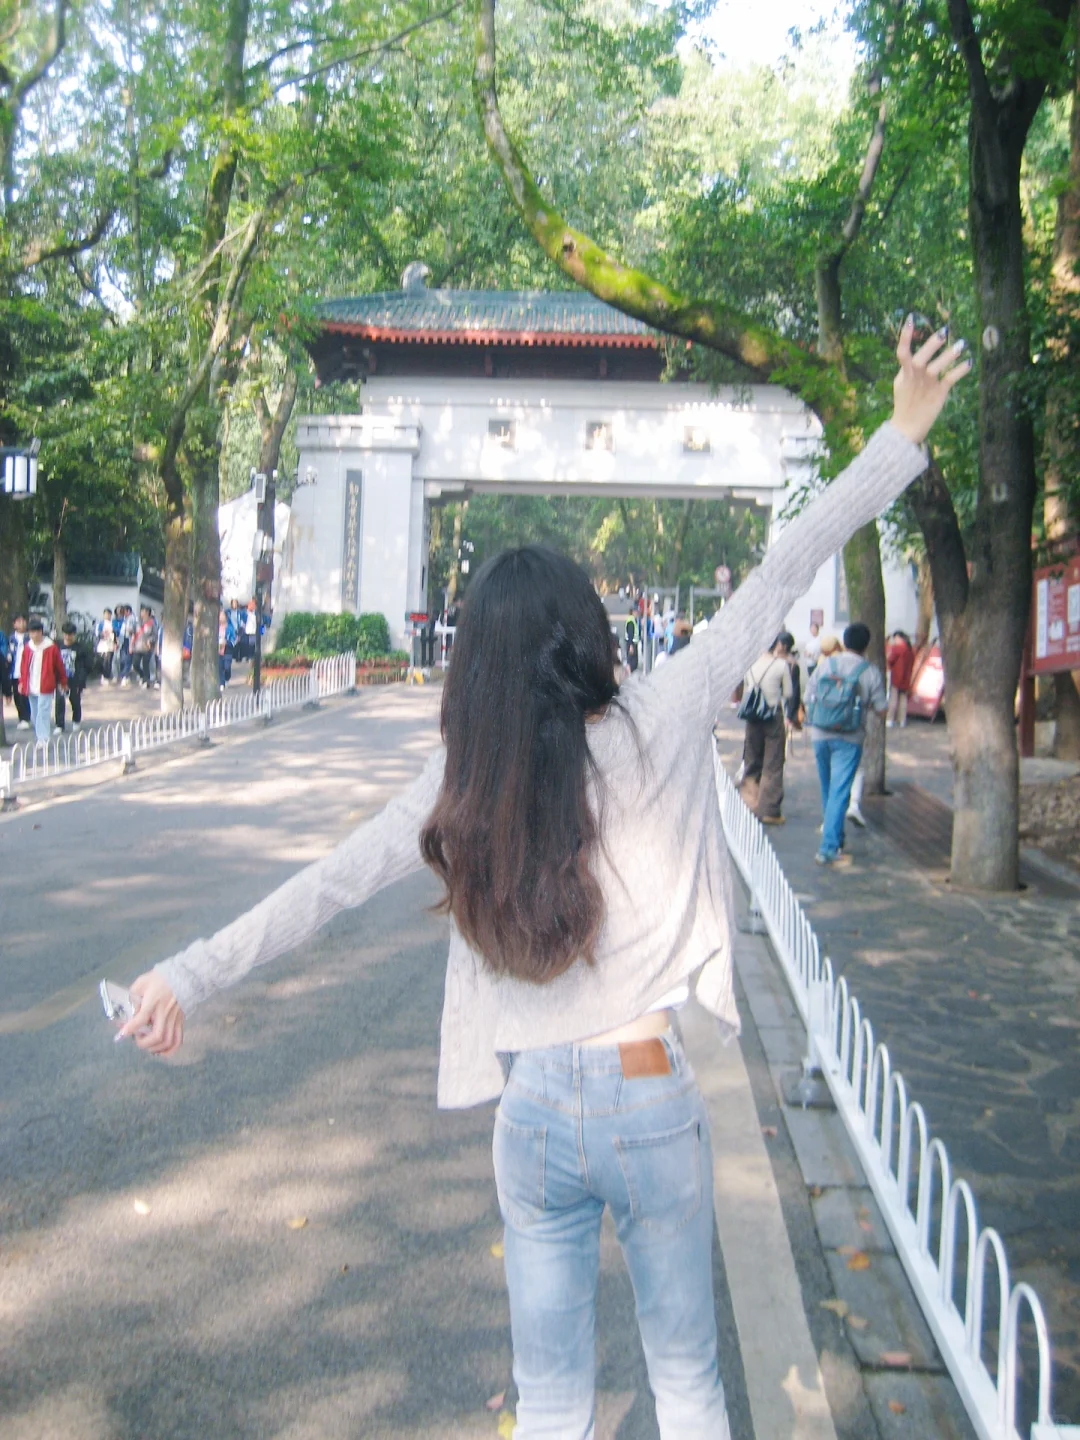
[120, 744, 446, 1055]
[634, 320, 969, 728]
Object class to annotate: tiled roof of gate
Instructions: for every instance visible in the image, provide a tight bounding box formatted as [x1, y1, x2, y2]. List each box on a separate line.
[317, 290, 661, 348]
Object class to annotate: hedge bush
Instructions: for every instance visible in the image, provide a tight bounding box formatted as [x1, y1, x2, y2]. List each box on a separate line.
[271, 611, 391, 660]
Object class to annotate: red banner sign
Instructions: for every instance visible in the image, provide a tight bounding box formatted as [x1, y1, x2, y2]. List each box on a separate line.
[1032, 554, 1080, 675]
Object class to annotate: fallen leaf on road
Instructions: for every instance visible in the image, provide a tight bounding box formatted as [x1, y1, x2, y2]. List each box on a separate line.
[968, 990, 978, 999]
[224, 1015, 238, 1026]
[846, 1252, 871, 1271]
[847, 1315, 869, 1330]
[761, 1126, 778, 1138]
[497, 1409, 515, 1438]
[340, 1265, 349, 1274]
[809, 1185, 823, 1199]
[820, 1299, 849, 1318]
[485, 1392, 505, 1411]
[858, 1219, 873, 1233]
[881, 1351, 913, 1368]
[836, 1245, 858, 1257]
[490, 1241, 505, 1260]
[287, 1217, 308, 1230]
[133, 1199, 150, 1216]
[888, 1400, 906, 1414]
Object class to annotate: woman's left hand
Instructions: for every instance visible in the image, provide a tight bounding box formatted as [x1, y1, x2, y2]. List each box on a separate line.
[890, 316, 972, 446]
[118, 970, 185, 1056]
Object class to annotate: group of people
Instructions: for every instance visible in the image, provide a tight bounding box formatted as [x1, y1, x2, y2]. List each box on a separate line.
[2, 614, 87, 744]
[95, 604, 160, 688]
[739, 621, 921, 865]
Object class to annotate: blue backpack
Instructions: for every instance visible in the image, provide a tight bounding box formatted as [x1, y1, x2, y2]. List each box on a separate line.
[806, 658, 869, 732]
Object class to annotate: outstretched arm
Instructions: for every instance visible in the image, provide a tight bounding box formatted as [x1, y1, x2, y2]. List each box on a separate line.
[639, 320, 970, 726]
[119, 745, 446, 1056]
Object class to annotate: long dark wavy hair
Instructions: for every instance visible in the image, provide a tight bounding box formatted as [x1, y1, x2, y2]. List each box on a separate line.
[420, 546, 620, 984]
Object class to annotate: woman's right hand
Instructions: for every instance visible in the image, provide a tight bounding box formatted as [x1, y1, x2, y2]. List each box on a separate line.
[118, 971, 185, 1056]
[890, 315, 972, 445]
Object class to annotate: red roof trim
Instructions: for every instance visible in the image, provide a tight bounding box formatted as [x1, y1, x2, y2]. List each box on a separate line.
[323, 321, 660, 350]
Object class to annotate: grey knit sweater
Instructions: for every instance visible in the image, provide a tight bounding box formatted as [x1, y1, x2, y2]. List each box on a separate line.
[158, 423, 928, 1107]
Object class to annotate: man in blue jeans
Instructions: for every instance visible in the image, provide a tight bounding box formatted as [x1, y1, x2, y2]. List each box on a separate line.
[805, 622, 887, 866]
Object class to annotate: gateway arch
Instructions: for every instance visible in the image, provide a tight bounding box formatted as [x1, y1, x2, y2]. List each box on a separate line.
[281, 279, 822, 651]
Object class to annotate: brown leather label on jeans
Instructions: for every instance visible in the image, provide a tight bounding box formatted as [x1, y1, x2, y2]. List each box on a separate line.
[619, 1038, 672, 1079]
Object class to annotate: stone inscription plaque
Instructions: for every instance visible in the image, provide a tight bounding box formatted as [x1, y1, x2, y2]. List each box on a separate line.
[341, 469, 363, 611]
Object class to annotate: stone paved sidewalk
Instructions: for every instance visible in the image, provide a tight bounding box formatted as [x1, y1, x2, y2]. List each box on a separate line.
[714, 712, 1080, 1425]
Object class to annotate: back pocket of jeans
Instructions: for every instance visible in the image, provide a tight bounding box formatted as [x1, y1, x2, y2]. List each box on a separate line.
[615, 1117, 702, 1234]
[493, 1113, 547, 1229]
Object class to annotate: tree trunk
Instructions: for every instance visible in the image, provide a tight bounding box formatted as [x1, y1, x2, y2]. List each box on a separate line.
[0, 497, 28, 630]
[160, 505, 190, 713]
[915, 555, 935, 649]
[1045, 8, 1080, 763]
[843, 520, 888, 794]
[190, 455, 222, 707]
[947, 680, 1020, 889]
[929, 121, 1035, 891]
[446, 502, 466, 603]
[51, 533, 68, 632]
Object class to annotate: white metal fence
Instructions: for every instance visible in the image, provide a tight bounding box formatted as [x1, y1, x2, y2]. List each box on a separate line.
[714, 752, 1077, 1440]
[1, 654, 356, 800]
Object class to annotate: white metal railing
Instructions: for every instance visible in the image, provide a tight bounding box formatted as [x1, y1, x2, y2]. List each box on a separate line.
[1, 654, 356, 800]
[714, 752, 1078, 1440]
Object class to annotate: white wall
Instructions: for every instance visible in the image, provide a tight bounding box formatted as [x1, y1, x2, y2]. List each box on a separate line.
[218, 490, 291, 612]
[32, 579, 149, 628]
[285, 379, 825, 652]
[367, 377, 818, 502]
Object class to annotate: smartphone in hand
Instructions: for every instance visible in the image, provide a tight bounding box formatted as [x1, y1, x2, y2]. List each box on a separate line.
[100, 979, 137, 1023]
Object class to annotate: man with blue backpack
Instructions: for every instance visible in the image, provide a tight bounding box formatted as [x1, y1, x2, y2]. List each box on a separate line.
[804, 622, 887, 867]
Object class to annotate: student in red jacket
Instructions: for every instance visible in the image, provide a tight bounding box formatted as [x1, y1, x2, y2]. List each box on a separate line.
[885, 630, 915, 728]
[19, 617, 68, 744]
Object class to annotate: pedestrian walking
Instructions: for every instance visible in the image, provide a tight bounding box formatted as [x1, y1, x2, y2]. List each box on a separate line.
[738, 633, 794, 824]
[119, 321, 969, 1440]
[18, 616, 68, 744]
[95, 608, 117, 683]
[131, 606, 158, 687]
[6, 615, 32, 728]
[55, 621, 87, 731]
[886, 630, 915, 727]
[805, 621, 822, 676]
[805, 622, 888, 866]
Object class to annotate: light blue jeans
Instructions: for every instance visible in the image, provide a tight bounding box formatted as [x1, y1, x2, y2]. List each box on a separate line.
[28, 692, 53, 744]
[813, 736, 863, 859]
[493, 1031, 731, 1440]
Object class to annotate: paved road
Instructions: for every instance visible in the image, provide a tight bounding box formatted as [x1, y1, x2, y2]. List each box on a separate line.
[2, 689, 782, 1440]
[715, 711, 1080, 1427]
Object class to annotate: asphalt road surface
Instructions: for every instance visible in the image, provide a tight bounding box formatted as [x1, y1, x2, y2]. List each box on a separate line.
[0, 688, 757, 1440]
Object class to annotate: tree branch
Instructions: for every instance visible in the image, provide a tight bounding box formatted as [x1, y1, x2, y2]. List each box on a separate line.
[945, 0, 1007, 202]
[12, 0, 68, 104]
[906, 454, 970, 629]
[18, 149, 172, 272]
[470, 0, 840, 401]
[272, 3, 461, 93]
[20, 201, 116, 269]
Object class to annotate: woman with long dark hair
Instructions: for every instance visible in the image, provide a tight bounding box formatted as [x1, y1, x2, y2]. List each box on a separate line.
[122, 323, 968, 1438]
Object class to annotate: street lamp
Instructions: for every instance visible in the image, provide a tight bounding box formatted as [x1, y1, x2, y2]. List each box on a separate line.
[1, 439, 41, 498]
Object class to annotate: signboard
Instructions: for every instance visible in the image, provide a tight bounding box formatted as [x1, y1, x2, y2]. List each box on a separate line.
[1031, 554, 1080, 675]
[810, 608, 824, 628]
[906, 643, 946, 721]
[714, 565, 732, 599]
